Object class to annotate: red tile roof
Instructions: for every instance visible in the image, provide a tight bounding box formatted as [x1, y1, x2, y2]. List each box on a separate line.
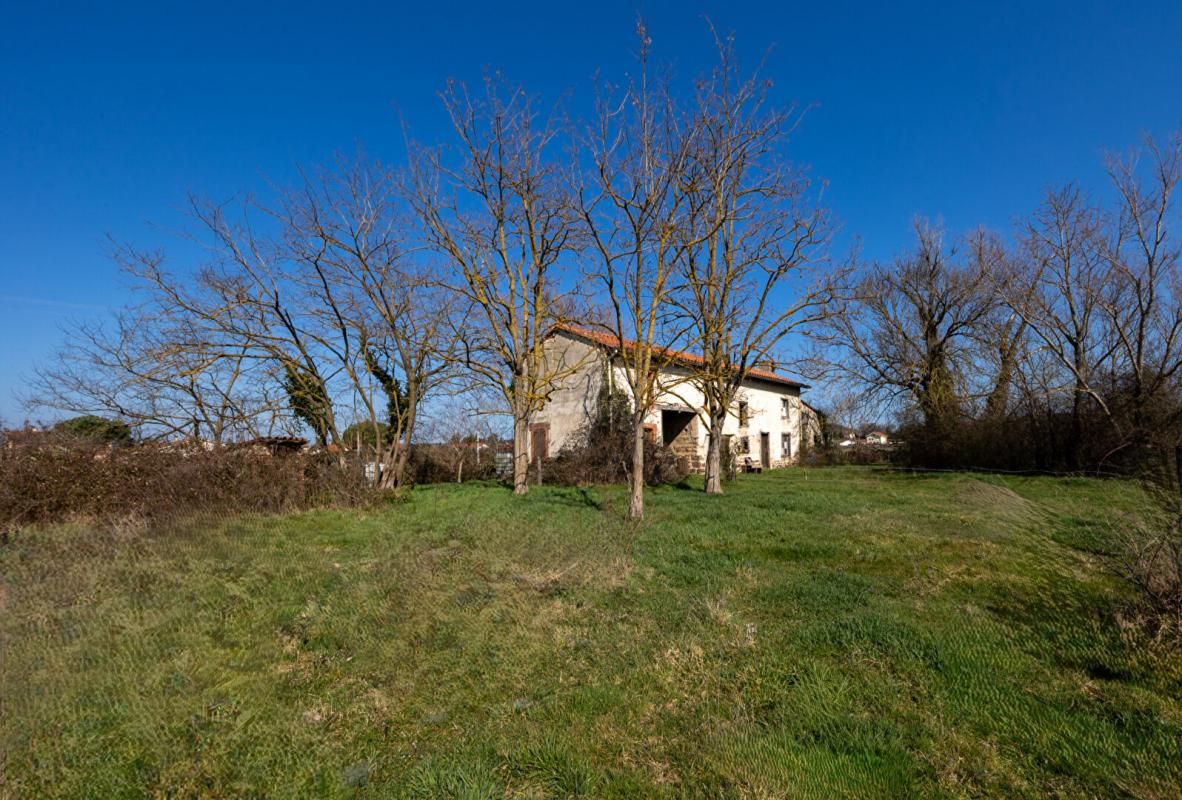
[554, 324, 808, 389]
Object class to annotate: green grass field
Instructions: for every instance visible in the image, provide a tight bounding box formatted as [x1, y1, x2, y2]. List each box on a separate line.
[3, 468, 1181, 798]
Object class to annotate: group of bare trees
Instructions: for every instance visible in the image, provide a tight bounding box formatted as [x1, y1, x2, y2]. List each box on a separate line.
[574, 27, 836, 516]
[33, 159, 458, 490]
[815, 133, 1182, 475]
[30, 18, 1182, 508]
[41, 21, 1179, 508]
[30, 26, 836, 515]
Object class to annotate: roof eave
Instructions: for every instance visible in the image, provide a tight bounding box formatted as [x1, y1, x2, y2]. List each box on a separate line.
[553, 325, 810, 391]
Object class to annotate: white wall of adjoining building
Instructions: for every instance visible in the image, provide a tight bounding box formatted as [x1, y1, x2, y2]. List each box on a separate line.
[609, 362, 806, 467]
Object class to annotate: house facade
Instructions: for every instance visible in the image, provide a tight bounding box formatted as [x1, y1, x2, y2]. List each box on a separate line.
[529, 326, 820, 472]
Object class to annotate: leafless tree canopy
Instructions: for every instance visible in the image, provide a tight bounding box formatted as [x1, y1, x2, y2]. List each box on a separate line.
[812, 222, 996, 458]
[673, 31, 837, 494]
[576, 23, 705, 519]
[35, 157, 461, 489]
[408, 77, 586, 495]
[813, 134, 1182, 474]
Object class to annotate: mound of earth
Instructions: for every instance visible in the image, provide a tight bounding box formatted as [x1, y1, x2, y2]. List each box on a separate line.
[957, 478, 1035, 522]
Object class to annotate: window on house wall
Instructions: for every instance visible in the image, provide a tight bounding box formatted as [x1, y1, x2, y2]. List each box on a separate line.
[738, 401, 749, 427]
[781, 398, 790, 419]
[781, 433, 791, 458]
[739, 436, 751, 454]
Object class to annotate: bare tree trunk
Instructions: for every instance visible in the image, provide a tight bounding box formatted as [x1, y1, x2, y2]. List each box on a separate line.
[1070, 384, 1086, 471]
[379, 440, 411, 490]
[704, 407, 727, 495]
[513, 415, 529, 495]
[378, 399, 419, 490]
[393, 443, 411, 489]
[629, 417, 646, 519]
[984, 335, 1021, 423]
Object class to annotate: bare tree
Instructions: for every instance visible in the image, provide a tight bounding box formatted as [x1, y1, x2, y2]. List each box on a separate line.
[971, 232, 1030, 422]
[1008, 186, 1116, 467]
[987, 135, 1182, 471]
[30, 279, 282, 443]
[408, 76, 584, 495]
[278, 158, 458, 488]
[116, 199, 350, 448]
[812, 221, 995, 461]
[40, 156, 460, 492]
[1102, 134, 1182, 450]
[675, 31, 836, 494]
[577, 23, 702, 519]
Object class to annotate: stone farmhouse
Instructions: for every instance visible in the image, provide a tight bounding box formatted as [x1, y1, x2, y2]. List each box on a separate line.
[529, 325, 821, 472]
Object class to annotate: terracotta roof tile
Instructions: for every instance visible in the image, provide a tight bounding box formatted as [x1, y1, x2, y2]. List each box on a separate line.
[555, 324, 808, 389]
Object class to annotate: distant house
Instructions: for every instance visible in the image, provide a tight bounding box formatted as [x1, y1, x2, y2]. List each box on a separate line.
[529, 326, 816, 471]
[836, 430, 891, 449]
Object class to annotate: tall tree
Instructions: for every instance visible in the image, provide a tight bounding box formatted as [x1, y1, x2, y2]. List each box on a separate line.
[675, 31, 836, 494]
[577, 22, 702, 519]
[972, 232, 1029, 422]
[813, 222, 995, 463]
[279, 158, 457, 487]
[408, 77, 584, 495]
[1009, 186, 1115, 467]
[119, 198, 348, 448]
[31, 271, 281, 443]
[1102, 134, 1182, 453]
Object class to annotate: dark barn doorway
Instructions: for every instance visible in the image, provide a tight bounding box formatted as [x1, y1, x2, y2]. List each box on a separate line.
[661, 409, 694, 445]
[760, 432, 770, 469]
[660, 408, 700, 472]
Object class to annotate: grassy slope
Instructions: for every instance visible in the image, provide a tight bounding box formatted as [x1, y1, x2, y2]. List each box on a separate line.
[2, 468, 1180, 798]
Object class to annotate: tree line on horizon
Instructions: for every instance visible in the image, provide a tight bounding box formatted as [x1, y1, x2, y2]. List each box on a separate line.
[25, 22, 1182, 517]
[815, 134, 1182, 481]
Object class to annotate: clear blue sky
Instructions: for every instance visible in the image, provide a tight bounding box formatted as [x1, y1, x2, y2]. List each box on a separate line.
[3, 1, 1180, 422]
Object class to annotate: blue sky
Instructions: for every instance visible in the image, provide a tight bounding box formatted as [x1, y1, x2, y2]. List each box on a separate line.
[2, 1, 1181, 422]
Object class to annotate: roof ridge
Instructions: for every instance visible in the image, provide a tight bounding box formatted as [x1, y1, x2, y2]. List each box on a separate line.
[553, 323, 809, 390]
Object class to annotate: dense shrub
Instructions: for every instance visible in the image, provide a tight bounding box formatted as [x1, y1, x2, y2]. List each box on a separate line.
[894, 375, 1182, 477]
[543, 438, 689, 487]
[406, 441, 499, 485]
[0, 429, 377, 533]
[801, 443, 898, 467]
[1114, 513, 1182, 630]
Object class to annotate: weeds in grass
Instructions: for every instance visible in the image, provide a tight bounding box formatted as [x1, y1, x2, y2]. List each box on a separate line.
[2, 471, 1182, 797]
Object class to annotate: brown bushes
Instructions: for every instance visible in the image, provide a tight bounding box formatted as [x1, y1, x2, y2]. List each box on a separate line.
[406, 442, 500, 485]
[1108, 487, 1182, 647]
[0, 430, 376, 533]
[543, 439, 689, 487]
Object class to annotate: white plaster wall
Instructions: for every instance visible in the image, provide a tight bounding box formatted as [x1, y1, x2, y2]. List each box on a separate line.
[608, 361, 807, 468]
[530, 336, 606, 455]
